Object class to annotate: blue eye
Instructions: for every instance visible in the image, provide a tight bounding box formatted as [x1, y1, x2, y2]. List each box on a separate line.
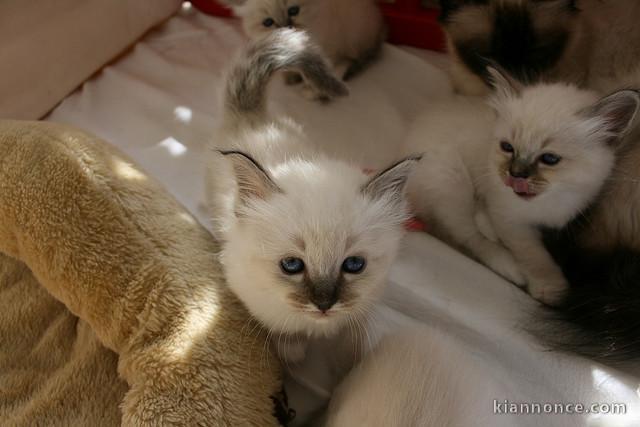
[280, 257, 305, 274]
[540, 153, 561, 166]
[262, 17, 275, 27]
[342, 256, 366, 274]
[500, 141, 514, 153]
[288, 6, 300, 16]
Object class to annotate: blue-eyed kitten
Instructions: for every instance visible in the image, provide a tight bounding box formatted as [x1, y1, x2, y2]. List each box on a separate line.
[206, 29, 418, 362]
[404, 67, 639, 305]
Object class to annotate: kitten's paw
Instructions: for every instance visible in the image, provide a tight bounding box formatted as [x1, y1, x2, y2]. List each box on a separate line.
[484, 248, 526, 286]
[528, 278, 568, 306]
[276, 339, 308, 364]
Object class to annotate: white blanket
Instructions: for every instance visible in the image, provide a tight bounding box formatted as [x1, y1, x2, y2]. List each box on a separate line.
[48, 6, 640, 426]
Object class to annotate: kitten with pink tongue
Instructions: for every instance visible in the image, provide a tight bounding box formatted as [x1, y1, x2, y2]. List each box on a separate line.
[505, 176, 535, 198]
[404, 66, 639, 305]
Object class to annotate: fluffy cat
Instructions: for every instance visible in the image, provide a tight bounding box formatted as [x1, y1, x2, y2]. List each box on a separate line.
[206, 29, 419, 363]
[439, 0, 640, 95]
[403, 67, 639, 305]
[324, 327, 496, 427]
[220, 0, 386, 80]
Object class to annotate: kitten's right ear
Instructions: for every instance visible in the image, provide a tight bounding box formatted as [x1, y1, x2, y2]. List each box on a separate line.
[362, 156, 422, 203]
[581, 89, 640, 146]
[220, 150, 282, 203]
[486, 65, 523, 100]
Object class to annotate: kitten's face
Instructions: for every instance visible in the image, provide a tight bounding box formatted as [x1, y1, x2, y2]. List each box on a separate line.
[487, 69, 639, 211]
[490, 86, 608, 201]
[235, 0, 311, 39]
[441, 0, 580, 84]
[220, 154, 417, 337]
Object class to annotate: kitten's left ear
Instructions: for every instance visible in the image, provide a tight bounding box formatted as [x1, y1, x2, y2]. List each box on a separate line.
[220, 150, 282, 203]
[581, 89, 640, 146]
[362, 156, 422, 203]
[486, 65, 523, 100]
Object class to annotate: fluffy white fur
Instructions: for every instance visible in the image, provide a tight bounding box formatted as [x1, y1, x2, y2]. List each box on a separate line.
[324, 327, 493, 427]
[222, 0, 385, 79]
[206, 29, 417, 363]
[403, 69, 639, 305]
[217, 157, 411, 338]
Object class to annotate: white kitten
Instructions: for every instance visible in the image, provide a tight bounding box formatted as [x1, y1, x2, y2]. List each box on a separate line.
[206, 29, 418, 362]
[221, 0, 386, 80]
[404, 67, 639, 305]
[324, 327, 497, 427]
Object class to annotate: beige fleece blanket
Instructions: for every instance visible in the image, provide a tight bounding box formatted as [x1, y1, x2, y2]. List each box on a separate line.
[0, 120, 281, 426]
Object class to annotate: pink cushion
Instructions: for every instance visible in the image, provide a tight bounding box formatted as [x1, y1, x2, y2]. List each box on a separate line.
[0, 0, 182, 119]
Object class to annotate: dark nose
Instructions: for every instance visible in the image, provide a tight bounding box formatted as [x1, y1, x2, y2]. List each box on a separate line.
[509, 162, 530, 178]
[309, 280, 339, 312]
[314, 298, 337, 312]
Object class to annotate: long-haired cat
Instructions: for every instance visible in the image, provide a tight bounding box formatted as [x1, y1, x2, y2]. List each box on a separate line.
[220, 0, 386, 80]
[439, 0, 640, 95]
[206, 29, 419, 363]
[324, 327, 495, 427]
[403, 66, 639, 305]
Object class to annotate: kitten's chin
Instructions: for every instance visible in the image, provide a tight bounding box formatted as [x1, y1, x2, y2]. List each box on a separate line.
[513, 191, 538, 200]
[295, 311, 348, 337]
[504, 176, 539, 200]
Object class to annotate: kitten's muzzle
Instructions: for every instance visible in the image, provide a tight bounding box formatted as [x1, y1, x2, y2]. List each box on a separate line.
[508, 161, 532, 179]
[506, 160, 538, 198]
[308, 279, 339, 313]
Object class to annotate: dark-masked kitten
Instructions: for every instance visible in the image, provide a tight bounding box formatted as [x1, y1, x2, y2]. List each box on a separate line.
[206, 29, 419, 363]
[404, 67, 639, 305]
[439, 0, 640, 95]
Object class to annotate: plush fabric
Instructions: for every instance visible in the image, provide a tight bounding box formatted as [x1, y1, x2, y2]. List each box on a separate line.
[0, 0, 182, 120]
[0, 120, 281, 426]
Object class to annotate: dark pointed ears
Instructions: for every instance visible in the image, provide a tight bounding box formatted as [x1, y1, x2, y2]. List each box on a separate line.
[362, 156, 421, 202]
[486, 65, 523, 99]
[580, 89, 640, 146]
[219, 150, 281, 203]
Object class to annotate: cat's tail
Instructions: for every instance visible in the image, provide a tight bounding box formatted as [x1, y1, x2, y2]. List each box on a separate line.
[223, 28, 348, 126]
[541, 237, 640, 363]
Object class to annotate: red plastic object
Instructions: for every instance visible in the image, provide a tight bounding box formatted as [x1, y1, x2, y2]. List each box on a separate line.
[380, 1, 445, 51]
[189, 0, 445, 52]
[190, 0, 232, 17]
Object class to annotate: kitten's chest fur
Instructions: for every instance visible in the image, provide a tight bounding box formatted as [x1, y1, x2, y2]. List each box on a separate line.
[484, 183, 589, 230]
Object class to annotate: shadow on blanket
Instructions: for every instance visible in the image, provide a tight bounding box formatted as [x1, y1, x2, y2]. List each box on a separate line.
[0, 120, 281, 426]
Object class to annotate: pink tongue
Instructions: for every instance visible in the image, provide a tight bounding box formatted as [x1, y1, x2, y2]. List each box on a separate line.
[507, 176, 530, 194]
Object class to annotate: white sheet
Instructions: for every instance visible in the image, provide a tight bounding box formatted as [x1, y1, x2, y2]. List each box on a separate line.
[48, 5, 640, 426]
